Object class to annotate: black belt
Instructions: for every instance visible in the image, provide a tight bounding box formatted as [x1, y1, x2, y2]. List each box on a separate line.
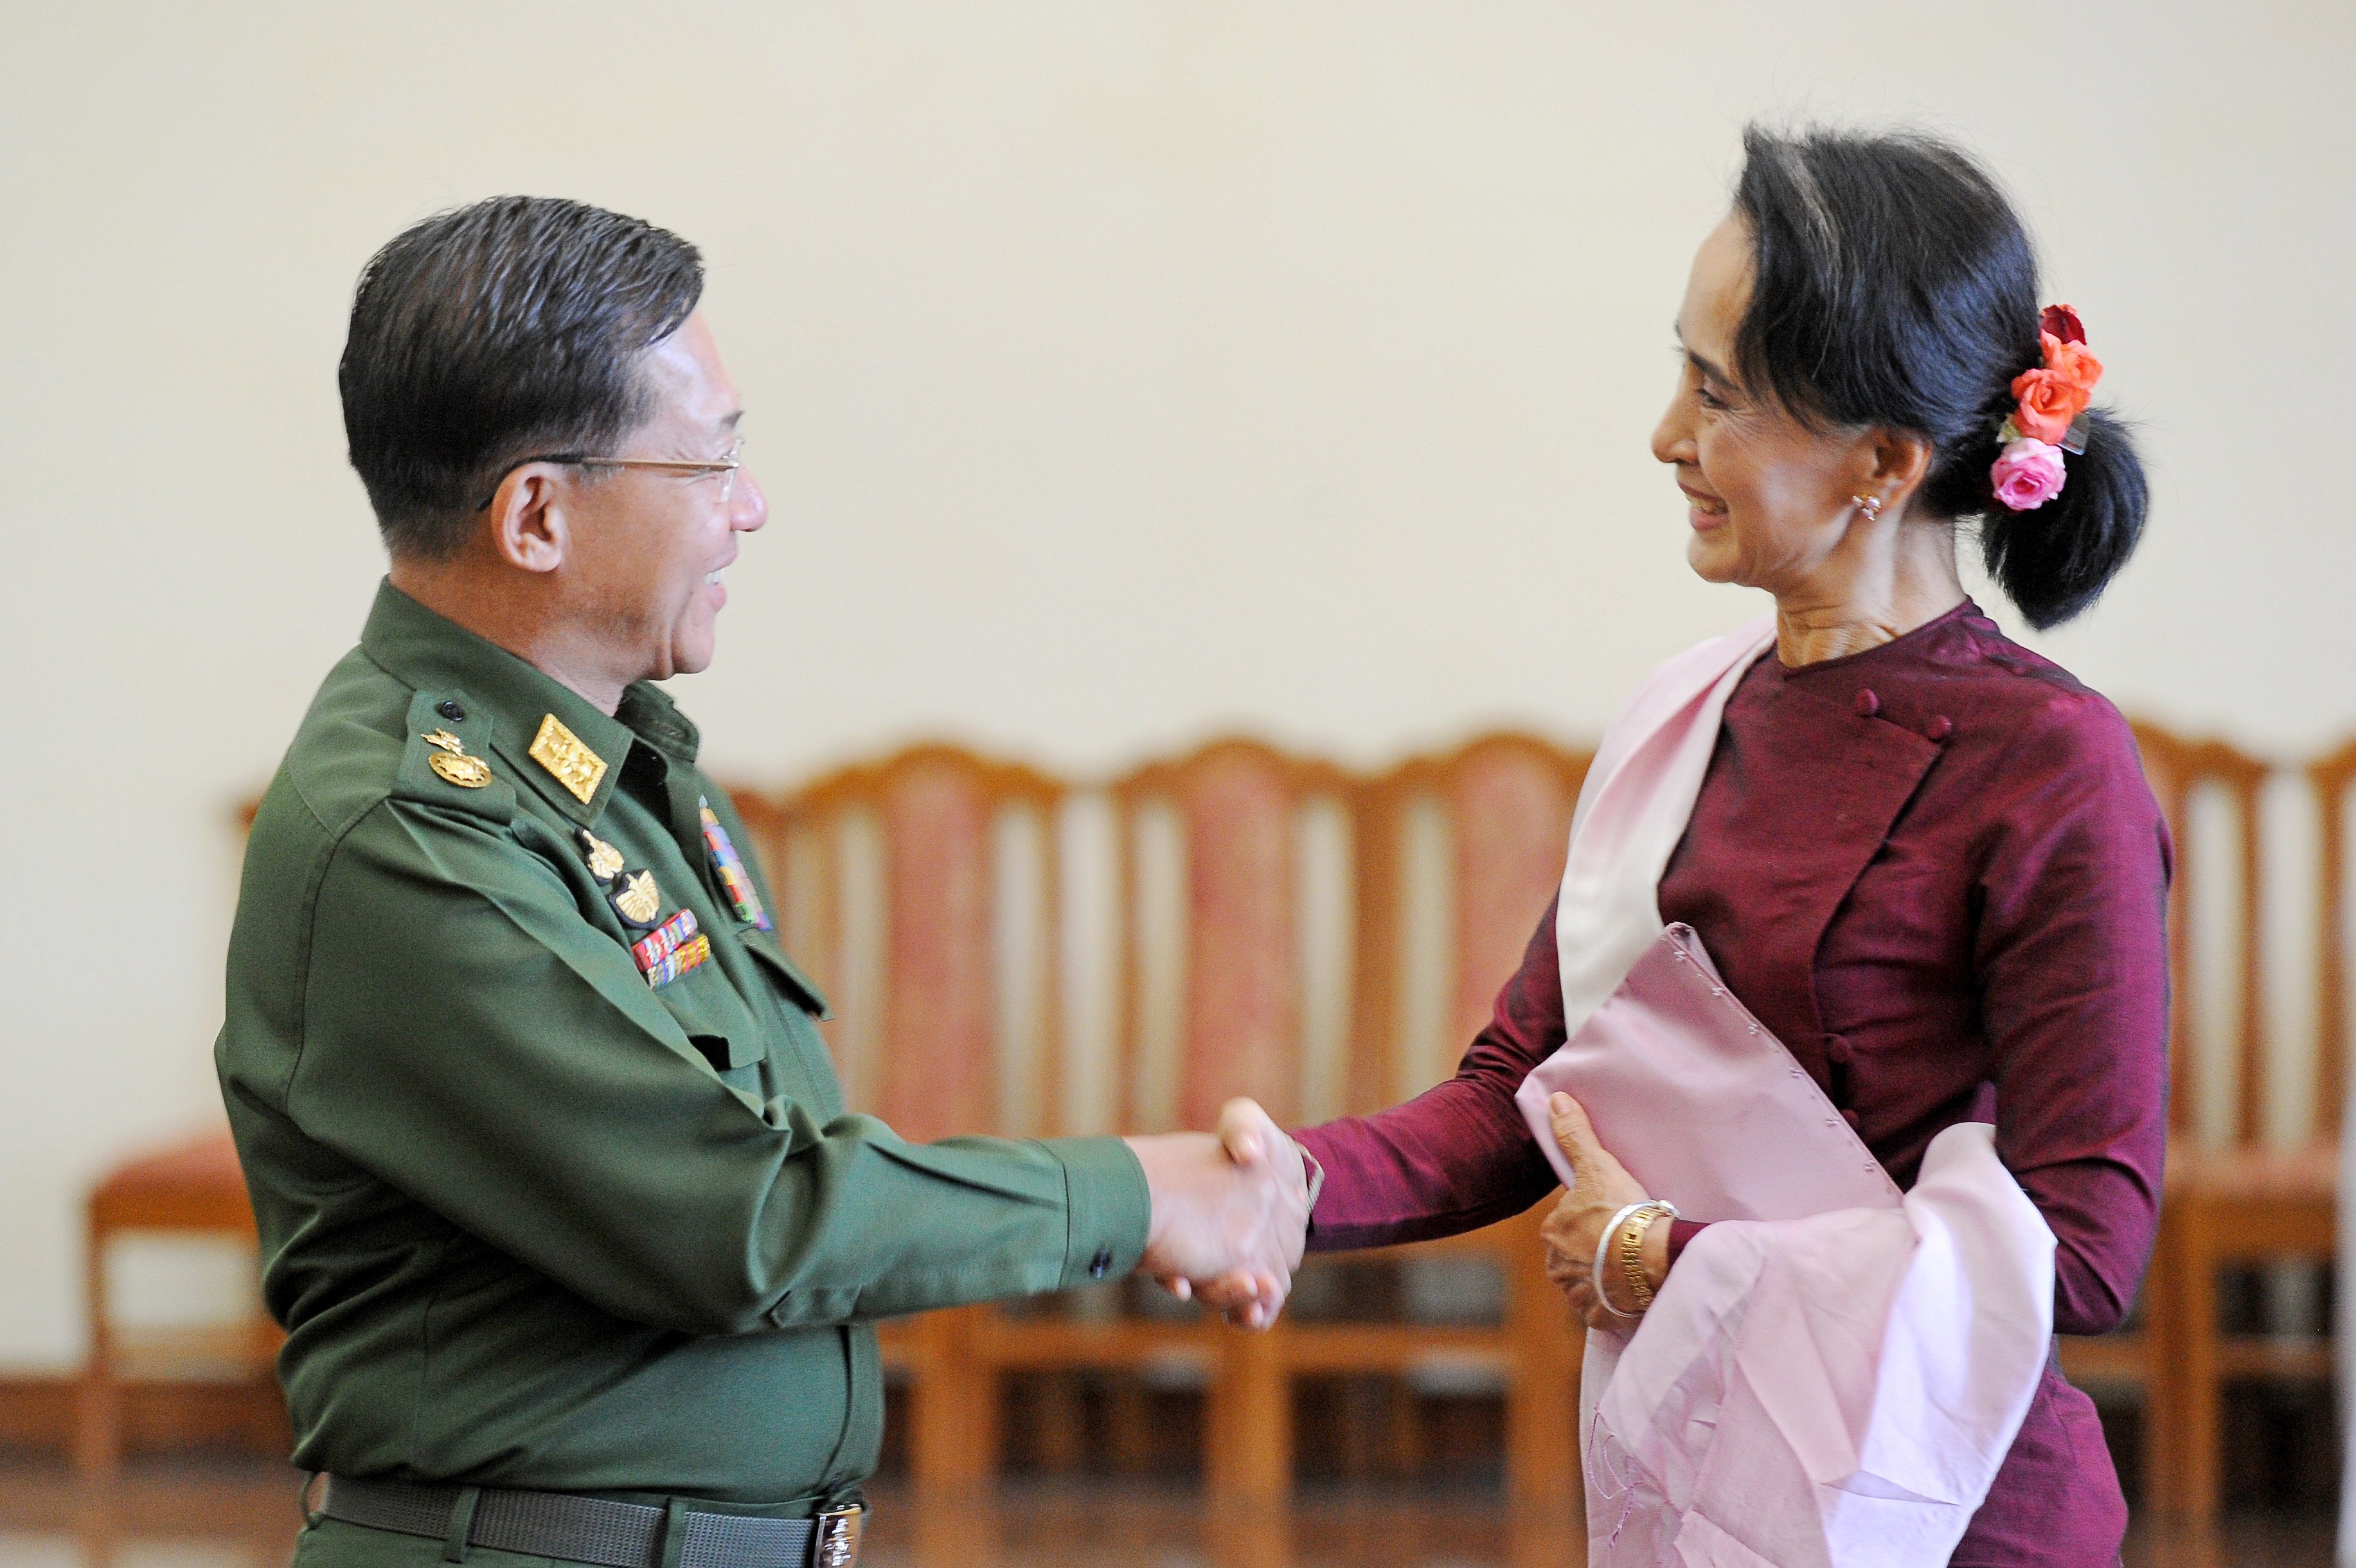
[316, 1474, 864, 1568]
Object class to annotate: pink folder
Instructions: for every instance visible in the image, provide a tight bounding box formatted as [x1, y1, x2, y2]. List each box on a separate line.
[1515, 922, 1902, 1223]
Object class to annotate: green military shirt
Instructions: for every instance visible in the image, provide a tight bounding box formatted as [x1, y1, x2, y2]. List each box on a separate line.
[217, 581, 1149, 1506]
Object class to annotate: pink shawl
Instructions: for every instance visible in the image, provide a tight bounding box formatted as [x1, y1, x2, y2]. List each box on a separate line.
[1513, 618, 2055, 1567]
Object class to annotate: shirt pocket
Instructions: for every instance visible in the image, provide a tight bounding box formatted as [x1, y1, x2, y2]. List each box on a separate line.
[648, 955, 765, 1073]
[736, 936, 831, 1017]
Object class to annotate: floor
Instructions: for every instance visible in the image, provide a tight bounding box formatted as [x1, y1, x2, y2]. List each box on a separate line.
[0, 1459, 2337, 1568]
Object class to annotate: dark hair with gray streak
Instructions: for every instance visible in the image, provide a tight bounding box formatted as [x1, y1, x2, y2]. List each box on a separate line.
[339, 195, 704, 560]
[1732, 125, 2146, 628]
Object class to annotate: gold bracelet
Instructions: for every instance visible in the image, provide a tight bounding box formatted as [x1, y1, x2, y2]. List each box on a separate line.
[1617, 1201, 1677, 1315]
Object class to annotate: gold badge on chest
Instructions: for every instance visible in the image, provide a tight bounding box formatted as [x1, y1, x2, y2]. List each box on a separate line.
[575, 828, 626, 884]
[609, 868, 663, 929]
[418, 729, 492, 789]
[529, 714, 608, 804]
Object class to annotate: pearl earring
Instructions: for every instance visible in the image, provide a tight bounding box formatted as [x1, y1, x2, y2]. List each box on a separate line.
[1852, 494, 1884, 521]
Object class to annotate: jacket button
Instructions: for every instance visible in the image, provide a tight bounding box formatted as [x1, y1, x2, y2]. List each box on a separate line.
[1926, 715, 1954, 742]
[1826, 1034, 1854, 1065]
[1840, 1109, 1862, 1131]
[1854, 689, 1880, 718]
[436, 699, 465, 721]
[1088, 1249, 1112, 1280]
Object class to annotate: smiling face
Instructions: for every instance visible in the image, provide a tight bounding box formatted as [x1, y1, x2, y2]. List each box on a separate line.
[559, 312, 767, 682]
[1650, 216, 1882, 598]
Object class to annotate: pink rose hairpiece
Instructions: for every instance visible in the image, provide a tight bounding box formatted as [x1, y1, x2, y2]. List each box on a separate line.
[1989, 305, 2104, 512]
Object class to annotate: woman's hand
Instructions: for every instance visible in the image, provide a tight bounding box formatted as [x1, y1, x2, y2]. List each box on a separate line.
[1538, 1092, 1667, 1329]
[1142, 1098, 1308, 1330]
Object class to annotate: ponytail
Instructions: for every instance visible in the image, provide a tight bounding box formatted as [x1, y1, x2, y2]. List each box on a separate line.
[1977, 406, 2147, 630]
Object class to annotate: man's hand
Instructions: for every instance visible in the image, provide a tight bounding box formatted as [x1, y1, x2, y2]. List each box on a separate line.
[1123, 1098, 1309, 1330]
[1537, 1092, 1662, 1330]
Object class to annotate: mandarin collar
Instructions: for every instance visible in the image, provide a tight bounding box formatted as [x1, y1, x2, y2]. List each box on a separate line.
[357, 579, 697, 826]
[1766, 600, 1990, 681]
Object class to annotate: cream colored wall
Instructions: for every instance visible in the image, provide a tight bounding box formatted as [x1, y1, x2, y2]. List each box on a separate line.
[1, 1, 2348, 1370]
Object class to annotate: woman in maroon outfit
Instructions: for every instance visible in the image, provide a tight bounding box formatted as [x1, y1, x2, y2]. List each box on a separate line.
[1290, 129, 2166, 1565]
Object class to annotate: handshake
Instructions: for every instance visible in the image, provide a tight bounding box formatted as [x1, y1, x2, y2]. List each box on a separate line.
[1121, 1099, 1313, 1330]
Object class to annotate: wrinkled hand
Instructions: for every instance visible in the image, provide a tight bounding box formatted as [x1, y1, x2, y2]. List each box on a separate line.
[1537, 1092, 1661, 1330]
[1124, 1098, 1309, 1330]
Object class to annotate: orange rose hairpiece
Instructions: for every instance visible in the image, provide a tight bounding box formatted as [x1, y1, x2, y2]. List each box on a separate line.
[1990, 305, 2104, 512]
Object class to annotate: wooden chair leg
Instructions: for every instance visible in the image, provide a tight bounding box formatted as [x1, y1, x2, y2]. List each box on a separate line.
[908, 1306, 997, 1493]
[1207, 1326, 1289, 1506]
[1105, 1376, 1156, 1474]
[1206, 1506, 1292, 1568]
[2173, 1207, 2222, 1522]
[1380, 1375, 1422, 1477]
[1026, 1372, 1087, 1474]
[1506, 1231, 1580, 1513]
[75, 1215, 118, 1484]
[2137, 1213, 2184, 1515]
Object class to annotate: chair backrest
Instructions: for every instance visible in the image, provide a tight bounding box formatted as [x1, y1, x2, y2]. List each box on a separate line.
[2131, 722, 2281, 1148]
[1107, 740, 1359, 1134]
[1356, 735, 1592, 1111]
[742, 747, 1064, 1141]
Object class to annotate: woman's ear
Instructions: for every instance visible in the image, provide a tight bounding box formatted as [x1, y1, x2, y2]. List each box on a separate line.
[1863, 427, 1936, 508]
[485, 467, 569, 574]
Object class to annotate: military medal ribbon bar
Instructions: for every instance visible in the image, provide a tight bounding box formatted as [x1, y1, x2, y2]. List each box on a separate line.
[699, 799, 773, 931]
[630, 909, 701, 974]
[643, 933, 712, 990]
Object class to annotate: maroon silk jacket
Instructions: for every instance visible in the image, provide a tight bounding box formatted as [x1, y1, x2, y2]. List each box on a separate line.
[1296, 603, 2172, 1567]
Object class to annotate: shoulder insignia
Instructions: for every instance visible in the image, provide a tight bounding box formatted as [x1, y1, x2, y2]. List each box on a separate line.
[530, 714, 607, 805]
[418, 730, 492, 788]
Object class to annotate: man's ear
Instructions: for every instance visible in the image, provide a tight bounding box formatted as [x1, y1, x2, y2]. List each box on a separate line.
[484, 467, 569, 574]
[1861, 427, 1936, 510]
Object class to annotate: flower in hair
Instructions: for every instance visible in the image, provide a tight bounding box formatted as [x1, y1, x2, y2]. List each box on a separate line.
[1991, 307, 2105, 509]
[2011, 367, 2089, 444]
[1991, 438, 2067, 511]
[2040, 304, 2087, 345]
[2044, 335, 2102, 394]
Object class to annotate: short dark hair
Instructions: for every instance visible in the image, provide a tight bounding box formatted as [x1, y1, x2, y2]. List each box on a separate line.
[339, 196, 704, 560]
[1731, 126, 2147, 628]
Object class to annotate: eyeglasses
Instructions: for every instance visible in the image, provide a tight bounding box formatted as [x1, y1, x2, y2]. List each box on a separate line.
[474, 440, 743, 512]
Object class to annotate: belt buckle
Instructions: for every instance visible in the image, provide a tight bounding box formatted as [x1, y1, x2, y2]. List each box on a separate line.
[812, 1502, 863, 1568]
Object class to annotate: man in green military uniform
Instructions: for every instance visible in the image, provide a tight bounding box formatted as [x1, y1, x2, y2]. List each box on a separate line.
[218, 197, 1307, 1568]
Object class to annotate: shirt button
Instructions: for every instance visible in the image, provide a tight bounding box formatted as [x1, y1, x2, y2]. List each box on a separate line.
[1088, 1249, 1112, 1280]
[1826, 1034, 1854, 1065]
[1926, 715, 1954, 742]
[436, 699, 465, 721]
[1854, 689, 1880, 718]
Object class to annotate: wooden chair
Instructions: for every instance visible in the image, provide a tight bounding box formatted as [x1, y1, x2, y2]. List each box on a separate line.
[76, 1130, 279, 1477]
[738, 746, 1066, 1492]
[2135, 724, 2344, 1518]
[1225, 733, 1590, 1510]
[953, 738, 1361, 1502]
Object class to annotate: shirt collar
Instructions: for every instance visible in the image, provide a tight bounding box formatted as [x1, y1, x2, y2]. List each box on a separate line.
[358, 579, 700, 826]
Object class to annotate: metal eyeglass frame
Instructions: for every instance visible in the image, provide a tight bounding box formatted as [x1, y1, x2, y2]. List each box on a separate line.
[474, 441, 742, 512]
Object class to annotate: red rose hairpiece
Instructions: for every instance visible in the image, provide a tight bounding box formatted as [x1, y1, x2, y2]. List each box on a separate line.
[1989, 305, 2104, 512]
